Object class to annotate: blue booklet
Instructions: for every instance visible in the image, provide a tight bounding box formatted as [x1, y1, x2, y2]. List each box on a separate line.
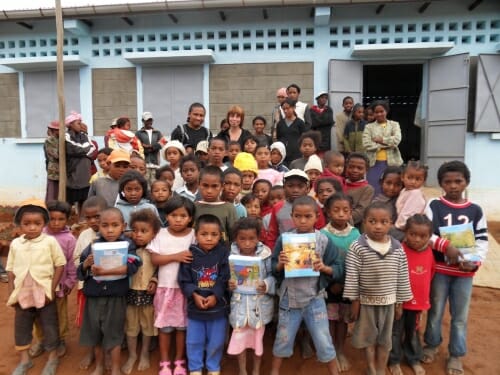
[229, 255, 263, 294]
[92, 241, 129, 281]
[282, 232, 319, 278]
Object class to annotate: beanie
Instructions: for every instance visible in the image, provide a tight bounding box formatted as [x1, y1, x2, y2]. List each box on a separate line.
[233, 152, 258, 176]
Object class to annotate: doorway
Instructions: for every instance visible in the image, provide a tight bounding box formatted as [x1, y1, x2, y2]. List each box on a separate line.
[363, 64, 423, 162]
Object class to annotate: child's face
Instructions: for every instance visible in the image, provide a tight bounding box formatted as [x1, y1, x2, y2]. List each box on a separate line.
[244, 199, 261, 218]
[99, 211, 126, 242]
[353, 106, 364, 121]
[284, 178, 309, 201]
[255, 147, 271, 169]
[363, 208, 392, 242]
[404, 223, 432, 252]
[244, 139, 257, 154]
[235, 229, 259, 256]
[220, 120, 229, 132]
[343, 98, 354, 113]
[185, 146, 194, 155]
[159, 171, 175, 187]
[123, 180, 144, 205]
[189, 107, 206, 129]
[365, 108, 375, 122]
[327, 155, 345, 176]
[196, 223, 221, 252]
[199, 174, 223, 202]
[402, 168, 426, 190]
[306, 169, 321, 184]
[19, 212, 45, 240]
[373, 105, 387, 123]
[270, 149, 283, 165]
[83, 206, 101, 232]
[167, 207, 192, 234]
[222, 173, 242, 202]
[130, 157, 147, 176]
[345, 157, 367, 182]
[317, 182, 336, 206]
[269, 188, 285, 206]
[228, 113, 242, 128]
[228, 144, 241, 162]
[241, 171, 256, 191]
[381, 173, 403, 198]
[440, 171, 468, 202]
[282, 103, 295, 119]
[108, 161, 130, 180]
[48, 210, 68, 233]
[196, 151, 209, 162]
[132, 221, 156, 247]
[292, 204, 318, 233]
[253, 182, 270, 205]
[300, 138, 317, 158]
[181, 161, 200, 186]
[151, 181, 171, 203]
[208, 140, 226, 166]
[97, 153, 110, 172]
[327, 199, 352, 229]
[253, 119, 265, 134]
[166, 148, 182, 167]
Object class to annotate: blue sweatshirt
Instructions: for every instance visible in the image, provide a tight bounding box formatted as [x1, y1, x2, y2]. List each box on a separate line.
[178, 242, 230, 320]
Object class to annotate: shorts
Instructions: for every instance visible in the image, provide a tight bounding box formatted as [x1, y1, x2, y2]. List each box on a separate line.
[327, 302, 352, 323]
[352, 304, 394, 350]
[125, 304, 157, 337]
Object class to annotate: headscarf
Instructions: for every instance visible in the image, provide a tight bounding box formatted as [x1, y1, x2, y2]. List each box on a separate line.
[65, 111, 82, 126]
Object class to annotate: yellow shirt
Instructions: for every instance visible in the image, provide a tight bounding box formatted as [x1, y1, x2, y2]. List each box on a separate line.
[130, 247, 157, 291]
[375, 122, 388, 161]
[6, 233, 67, 306]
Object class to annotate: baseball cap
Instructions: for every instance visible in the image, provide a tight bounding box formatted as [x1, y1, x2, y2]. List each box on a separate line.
[142, 112, 153, 121]
[284, 169, 309, 181]
[47, 121, 59, 130]
[195, 140, 209, 154]
[14, 199, 49, 225]
[107, 149, 131, 164]
[315, 91, 328, 100]
[162, 140, 186, 159]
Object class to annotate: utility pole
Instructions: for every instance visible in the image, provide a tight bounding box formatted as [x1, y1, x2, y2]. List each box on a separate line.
[55, 0, 66, 201]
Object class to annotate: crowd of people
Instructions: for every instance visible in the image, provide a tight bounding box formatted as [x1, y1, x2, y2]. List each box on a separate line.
[4, 84, 488, 375]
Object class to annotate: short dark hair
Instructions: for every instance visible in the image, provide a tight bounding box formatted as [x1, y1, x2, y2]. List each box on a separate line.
[370, 99, 390, 112]
[244, 134, 259, 146]
[119, 170, 148, 200]
[271, 185, 284, 193]
[403, 160, 429, 180]
[46, 200, 72, 218]
[188, 102, 206, 114]
[342, 96, 354, 104]
[155, 165, 175, 180]
[324, 192, 353, 211]
[437, 160, 471, 185]
[241, 193, 260, 207]
[180, 153, 201, 171]
[364, 201, 393, 219]
[97, 147, 113, 156]
[287, 83, 301, 93]
[223, 167, 242, 179]
[209, 136, 228, 150]
[253, 179, 272, 190]
[228, 140, 241, 149]
[194, 214, 222, 233]
[299, 130, 321, 150]
[346, 152, 369, 169]
[100, 207, 125, 222]
[232, 217, 261, 239]
[404, 214, 433, 235]
[116, 117, 130, 128]
[281, 98, 297, 108]
[129, 209, 161, 235]
[200, 165, 224, 183]
[292, 195, 318, 213]
[324, 150, 344, 165]
[82, 196, 108, 211]
[151, 179, 172, 193]
[252, 116, 267, 126]
[315, 178, 343, 195]
[380, 166, 402, 182]
[15, 205, 49, 225]
[164, 195, 195, 226]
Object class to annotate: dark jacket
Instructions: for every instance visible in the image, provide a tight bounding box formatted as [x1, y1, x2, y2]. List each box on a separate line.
[178, 242, 230, 320]
[171, 123, 212, 149]
[218, 128, 253, 150]
[276, 117, 308, 166]
[310, 105, 334, 152]
[65, 130, 95, 189]
[135, 128, 163, 165]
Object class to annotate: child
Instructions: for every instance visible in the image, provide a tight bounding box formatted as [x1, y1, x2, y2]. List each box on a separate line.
[195, 140, 209, 166]
[178, 215, 231, 375]
[227, 141, 242, 167]
[234, 152, 259, 195]
[422, 161, 488, 375]
[343, 202, 412, 375]
[304, 154, 323, 196]
[220, 118, 230, 133]
[269, 141, 289, 173]
[252, 116, 272, 147]
[88, 149, 130, 208]
[241, 193, 261, 220]
[343, 103, 366, 153]
[162, 140, 186, 191]
[321, 193, 361, 372]
[222, 168, 247, 219]
[228, 218, 275, 375]
[269, 185, 285, 207]
[78, 208, 142, 375]
[115, 170, 160, 231]
[316, 178, 343, 208]
[276, 98, 307, 166]
[149, 196, 196, 375]
[6, 199, 66, 375]
[195, 166, 237, 243]
[255, 145, 283, 186]
[89, 147, 113, 184]
[389, 214, 435, 375]
[44, 120, 60, 202]
[344, 152, 375, 228]
[130, 155, 147, 177]
[289, 131, 321, 170]
[372, 166, 403, 222]
[271, 196, 342, 375]
[243, 134, 259, 155]
[150, 179, 172, 227]
[108, 116, 144, 158]
[176, 154, 201, 202]
[365, 106, 375, 123]
[319, 151, 345, 191]
[122, 210, 162, 374]
[156, 165, 176, 188]
[207, 137, 228, 171]
[334, 96, 354, 153]
[252, 178, 272, 217]
[171, 102, 212, 151]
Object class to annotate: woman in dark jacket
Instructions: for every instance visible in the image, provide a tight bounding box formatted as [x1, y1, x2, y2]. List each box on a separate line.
[217, 105, 252, 149]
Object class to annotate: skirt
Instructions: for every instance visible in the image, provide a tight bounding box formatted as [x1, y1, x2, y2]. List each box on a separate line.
[227, 326, 265, 356]
[153, 287, 187, 329]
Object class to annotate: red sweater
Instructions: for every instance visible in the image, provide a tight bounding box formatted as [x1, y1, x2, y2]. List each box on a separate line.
[402, 243, 435, 311]
[319, 168, 346, 192]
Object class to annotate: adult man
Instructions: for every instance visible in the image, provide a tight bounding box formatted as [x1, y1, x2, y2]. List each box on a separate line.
[310, 92, 334, 156]
[286, 83, 312, 128]
[135, 111, 164, 184]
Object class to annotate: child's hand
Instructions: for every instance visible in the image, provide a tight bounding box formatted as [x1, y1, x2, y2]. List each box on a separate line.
[176, 250, 193, 264]
[277, 252, 289, 270]
[445, 244, 462, 265]
[228, 279, 237, 291]
[313, 257, 331, 275]
[204, 295, 217, 309]
[458, 260, 479, 273]
[394, 303, 403, 320]
[90, 265, 103, 276]
[147, 281, 157, 295]
[350, 300, 360, 321]
[62, 285, 72, 296]
[83, 254, 94, 270]
[256, 281, 267, 294]
[373, 136, 384, 144]
[192, 293, 206, 310]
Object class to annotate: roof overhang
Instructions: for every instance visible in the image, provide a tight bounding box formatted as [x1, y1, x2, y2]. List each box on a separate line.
[351, 42, 455, 59]
[0, 55, 88, 71]
[124, 49, 215, 65]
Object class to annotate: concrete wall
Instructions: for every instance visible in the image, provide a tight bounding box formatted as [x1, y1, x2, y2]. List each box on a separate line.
[0, 73, 20, 138]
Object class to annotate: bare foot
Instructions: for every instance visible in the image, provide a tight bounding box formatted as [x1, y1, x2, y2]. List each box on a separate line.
[121, 355, 137, 374]
[336, 353, 351, 372]
[80, 352, 95, 370]
[412, 363, 426, 375]
[111, 368, 123, 375]
[90, 364, 104, 375]
[389, 364, 403, 375]
[251, 369, 260, 375]
[137, 354, 150, 371]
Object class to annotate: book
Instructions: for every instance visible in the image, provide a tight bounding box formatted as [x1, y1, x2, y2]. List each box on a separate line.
[439, 223, 480, 262]
[282, 232, 319, 278]
[229, 255, 263, 294]
[92, 241, 129, 281]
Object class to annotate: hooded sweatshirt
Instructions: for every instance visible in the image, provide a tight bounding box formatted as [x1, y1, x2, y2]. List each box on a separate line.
[270, 142, 289, 173]
[115, 197, 160, 230]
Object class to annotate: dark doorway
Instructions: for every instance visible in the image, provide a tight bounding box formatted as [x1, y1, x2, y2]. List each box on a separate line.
[363, 64, 423, 162]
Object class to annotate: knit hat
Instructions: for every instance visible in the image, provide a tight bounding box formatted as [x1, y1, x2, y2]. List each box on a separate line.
[284, 169, 309, 182]
[270, 141, 286, 165]
[14, 199, 49, 225]
[47, 121, 59, 130]
[195, 140, 209, 154]
[304, 155, 324, 173]
[64, 111, 82, 126]
[162, 140, 186, 160]
[107, 149, 131, 165]
[234, 152, 258, 176]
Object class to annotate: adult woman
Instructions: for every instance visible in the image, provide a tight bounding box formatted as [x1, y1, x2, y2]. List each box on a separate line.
[218, 105, 252, 149]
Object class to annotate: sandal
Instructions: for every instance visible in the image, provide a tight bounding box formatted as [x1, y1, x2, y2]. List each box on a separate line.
[447, 356, 464, 375]
[28, 342, 44, 358]
[40, 359, 59, 375]
[421, 346, 438, 364]
[159, 361, 172, 375]
[173, 360, 187, 375]
[12, 360, 33, 375]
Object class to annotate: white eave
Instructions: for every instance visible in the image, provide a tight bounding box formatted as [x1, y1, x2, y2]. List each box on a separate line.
[351, 42, 455, 59]
[0, 55, 88, 71]
[124, 49, 215, 65]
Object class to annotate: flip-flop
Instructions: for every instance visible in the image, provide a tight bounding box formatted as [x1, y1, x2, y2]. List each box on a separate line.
[421, 346, 438, 364]
[40, 359, 59, 375]
[447, 356, 464, 375]
[12, 361, 33, 375]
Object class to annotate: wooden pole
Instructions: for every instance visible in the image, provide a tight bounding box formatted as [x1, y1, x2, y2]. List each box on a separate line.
[55, 0, 67, 201]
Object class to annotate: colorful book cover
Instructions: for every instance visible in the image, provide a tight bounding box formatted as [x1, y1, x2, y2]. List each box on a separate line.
[229, 255, 262, 294]
[92, 241, 129, 281]
[439, 223, 479, 262]
[282, 232, 319, 278]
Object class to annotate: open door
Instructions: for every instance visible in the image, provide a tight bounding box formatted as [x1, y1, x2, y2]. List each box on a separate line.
[328, 59, 362, 116]
[424, 53, 470, 186]
[474, 54, 500, 132]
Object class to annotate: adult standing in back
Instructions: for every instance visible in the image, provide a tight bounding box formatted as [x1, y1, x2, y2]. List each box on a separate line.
[286, 83, 312, 128]
[136, 111, 164, 184]
[276, 98, 308, 166]
[333, 96, 354, 153]
[271, 87, 287, 141]
[310, 92, 334, 158]
[218, 105, 253, 150]
[171, 102, 212, 150]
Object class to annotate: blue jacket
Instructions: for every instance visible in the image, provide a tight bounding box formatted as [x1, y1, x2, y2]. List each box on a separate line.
[115, 197, 160, 230]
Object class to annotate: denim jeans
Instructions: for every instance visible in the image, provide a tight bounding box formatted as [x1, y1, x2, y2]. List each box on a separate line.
[186, 317, 227, 372]
[389, 309, 423, 366]
[424, 273, 473, 357]
[273, 295, 336, 362]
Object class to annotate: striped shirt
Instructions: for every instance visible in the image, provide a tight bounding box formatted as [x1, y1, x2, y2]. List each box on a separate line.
[343, 234, 412, 306]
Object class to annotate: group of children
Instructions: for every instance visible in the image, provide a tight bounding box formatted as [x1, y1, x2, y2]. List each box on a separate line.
[6, 100, 488, 375]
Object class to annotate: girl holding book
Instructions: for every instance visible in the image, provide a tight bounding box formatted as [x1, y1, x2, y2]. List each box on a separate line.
[228, 218, 276, 375]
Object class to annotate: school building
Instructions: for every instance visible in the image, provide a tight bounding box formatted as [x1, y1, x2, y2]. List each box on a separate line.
[0, 0, 498, 211]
